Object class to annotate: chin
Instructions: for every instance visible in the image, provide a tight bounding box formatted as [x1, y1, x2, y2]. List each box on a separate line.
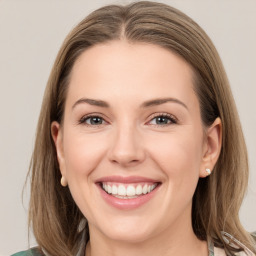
[93, 216, 159, 243]
[104, 228, 153, 243]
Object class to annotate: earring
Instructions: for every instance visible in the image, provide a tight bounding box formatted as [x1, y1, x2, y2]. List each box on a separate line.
[205, 168, 211, 175]
[60, 176, 68, 187]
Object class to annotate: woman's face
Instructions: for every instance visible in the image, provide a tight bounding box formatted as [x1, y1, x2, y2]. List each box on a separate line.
[53, 41, 220, 243]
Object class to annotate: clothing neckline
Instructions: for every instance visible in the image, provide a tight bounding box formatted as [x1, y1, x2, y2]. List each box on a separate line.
[208, 238, 215, 256]
[77, 237, 216, 256]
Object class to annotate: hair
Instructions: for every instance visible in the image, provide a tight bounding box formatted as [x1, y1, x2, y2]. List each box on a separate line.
[27, 1, 256, 255]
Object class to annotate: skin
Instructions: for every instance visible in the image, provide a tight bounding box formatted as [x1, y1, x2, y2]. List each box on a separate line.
[52, 41, 222, 256]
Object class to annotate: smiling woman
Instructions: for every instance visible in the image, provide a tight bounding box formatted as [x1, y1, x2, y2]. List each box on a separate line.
[12, 1, 256, 256]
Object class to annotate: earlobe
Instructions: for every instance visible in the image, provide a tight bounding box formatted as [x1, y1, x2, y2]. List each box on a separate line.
[51, 121, 66, 177]
[200, 117, 222, 178]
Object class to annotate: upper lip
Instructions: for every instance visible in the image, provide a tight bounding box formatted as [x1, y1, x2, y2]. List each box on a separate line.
[95, 175, 160, 184]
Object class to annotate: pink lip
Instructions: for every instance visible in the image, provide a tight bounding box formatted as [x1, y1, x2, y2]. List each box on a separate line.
[95, 175, 159, 183]
[95, 176, 161, 210]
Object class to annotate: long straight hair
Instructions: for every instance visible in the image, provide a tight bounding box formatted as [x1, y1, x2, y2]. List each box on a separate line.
[28, 1, 256, 255]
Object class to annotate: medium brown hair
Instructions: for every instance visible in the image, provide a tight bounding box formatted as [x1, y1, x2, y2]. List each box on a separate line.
[28, 1, 256, 255]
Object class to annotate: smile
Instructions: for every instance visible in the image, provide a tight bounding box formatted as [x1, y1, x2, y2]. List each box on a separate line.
[101, 182, 158, 199]
[96, 176, 161, 210]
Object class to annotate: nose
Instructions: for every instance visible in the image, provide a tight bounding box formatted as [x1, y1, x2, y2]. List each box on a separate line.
[108, 124, 146, 167]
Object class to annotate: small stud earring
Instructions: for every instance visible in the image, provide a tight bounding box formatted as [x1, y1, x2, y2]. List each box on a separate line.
[205, 168, 211, 175]
[60, 176, 68, 187]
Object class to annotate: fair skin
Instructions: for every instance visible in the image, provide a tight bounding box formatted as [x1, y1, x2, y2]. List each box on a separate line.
[52, 41, 222, 256]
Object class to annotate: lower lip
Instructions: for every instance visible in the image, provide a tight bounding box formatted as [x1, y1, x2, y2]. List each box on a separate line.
[97, 183, 160, 210]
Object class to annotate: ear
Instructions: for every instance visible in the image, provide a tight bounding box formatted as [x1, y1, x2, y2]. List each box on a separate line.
[51, 121, 66, 178]
[200, 117, 222, 178]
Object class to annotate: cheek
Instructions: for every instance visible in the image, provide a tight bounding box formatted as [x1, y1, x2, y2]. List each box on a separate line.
[61, 130, 109, 221]
[62, 130, 108, 179]
[145, 129, 204, 227]
[147, 128, 203, 184]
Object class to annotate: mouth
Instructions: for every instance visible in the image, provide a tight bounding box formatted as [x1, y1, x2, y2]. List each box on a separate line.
[96, 176, 161, 210]
[100, 182, 159, 199]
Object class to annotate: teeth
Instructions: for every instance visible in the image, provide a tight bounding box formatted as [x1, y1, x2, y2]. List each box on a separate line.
[112, 185, 118, 195]
[118, 185, 126, 196]
[142, 184, 148, 194]
[101, 182, 157, 197]
[113, 195, 138, 199]
[126, 185, 136, 196]
[136, 185, 142, 195]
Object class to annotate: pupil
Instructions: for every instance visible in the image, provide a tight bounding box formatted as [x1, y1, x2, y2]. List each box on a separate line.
[91, 117, 102, 124]
[156, 117, 168, 124]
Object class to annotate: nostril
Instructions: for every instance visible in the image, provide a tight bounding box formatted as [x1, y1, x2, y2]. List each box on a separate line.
[107, 134, 146, 165]
[110, 157, 142, 166]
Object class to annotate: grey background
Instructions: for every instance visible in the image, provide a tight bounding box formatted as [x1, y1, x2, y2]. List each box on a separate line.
[0, 0, 255, 255]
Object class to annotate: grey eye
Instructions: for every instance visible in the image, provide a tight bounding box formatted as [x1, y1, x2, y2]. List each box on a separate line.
[149, 115, 176, 125]
[154, 116, 171, 125]
[85, 116, 104, 125]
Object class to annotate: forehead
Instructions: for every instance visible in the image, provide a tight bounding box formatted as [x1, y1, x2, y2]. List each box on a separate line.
[67, 40, 197, 108]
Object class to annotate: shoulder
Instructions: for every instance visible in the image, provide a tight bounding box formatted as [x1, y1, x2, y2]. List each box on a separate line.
[11, 247, 45, 256]
[213, 231, 256, 256]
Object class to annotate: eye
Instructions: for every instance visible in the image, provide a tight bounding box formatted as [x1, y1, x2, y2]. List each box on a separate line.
[148, 113, 177, 126]
[79, 115, 106, 126]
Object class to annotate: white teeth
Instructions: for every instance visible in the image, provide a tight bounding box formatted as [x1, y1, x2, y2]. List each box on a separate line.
[136, 185, 142, 195]
[107, 185, 112, 194]
[102, 182, 158, 197]
[118, 185, 126, 196]
[142, 184, 148, 194]
[126, 185, 136, 196]
[113, 195, 138, 199]
[112, 185, 118, 195]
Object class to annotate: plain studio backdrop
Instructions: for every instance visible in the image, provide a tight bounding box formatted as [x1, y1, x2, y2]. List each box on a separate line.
[0, 0, 255, 255]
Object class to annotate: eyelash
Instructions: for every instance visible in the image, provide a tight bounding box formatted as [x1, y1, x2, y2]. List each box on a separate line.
[78, 114, 107, 126]
[78, 113, 178, 127]
[147, 113, 178, 126]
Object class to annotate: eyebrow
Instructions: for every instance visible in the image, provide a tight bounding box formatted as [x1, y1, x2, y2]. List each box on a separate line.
[141, 98, 188, 110]
[72, 98, 110, 109]
[72, 97, 188, 110]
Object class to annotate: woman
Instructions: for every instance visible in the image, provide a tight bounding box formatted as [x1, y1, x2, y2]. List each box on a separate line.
[12, 1, 256, 256]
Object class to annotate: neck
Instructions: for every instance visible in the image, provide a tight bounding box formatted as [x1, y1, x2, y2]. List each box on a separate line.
[85, 216, 208, 256]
